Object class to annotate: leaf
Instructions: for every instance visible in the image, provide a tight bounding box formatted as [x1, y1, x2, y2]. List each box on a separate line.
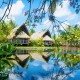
[49, 0, 57, 14]
[6, 58, 15, 60]
[2, 59, 11, 66]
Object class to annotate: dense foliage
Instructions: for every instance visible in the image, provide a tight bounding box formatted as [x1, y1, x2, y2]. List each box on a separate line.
[0, 41, 15, 80]
[30, 38, 44, 46]
[54, 25, 80, 47]
[0, 20, 16, 79]
[29, 28, 35, 35]
[0, 20, 16, 43]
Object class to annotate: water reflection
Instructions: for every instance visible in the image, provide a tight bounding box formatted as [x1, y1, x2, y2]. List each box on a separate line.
[8, 47, 80, 80]
[11, 49, 50, 67]
[61, 46, 78, 52]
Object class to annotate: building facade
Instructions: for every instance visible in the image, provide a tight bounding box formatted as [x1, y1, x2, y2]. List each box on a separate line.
[8, 24, 30, 46]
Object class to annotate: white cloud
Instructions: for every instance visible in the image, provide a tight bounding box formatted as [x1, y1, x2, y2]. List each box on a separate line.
[5, 16, 15, 22]
[58, 61, 66, 67]
[54, 0, 78, 22]
[9, 73, 24, 80]
[34, 19, 52, 32]
[41, 19, 70, 33]
[10, 0, 24, 16]
[0, 8, 6, 17]
[54, 0, 71, 17]
[43, 19, 51, 26]
[42, 64, 49, 71]
[32, 63, 39, 66]
[77, 22, 80, 25]
[67, 14, 77, 20]
[0, 0, 24, 22]
[42, 64, 53, 71]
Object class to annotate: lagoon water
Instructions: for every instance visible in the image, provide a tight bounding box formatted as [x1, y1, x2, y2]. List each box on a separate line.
[8, 47, 80, 80]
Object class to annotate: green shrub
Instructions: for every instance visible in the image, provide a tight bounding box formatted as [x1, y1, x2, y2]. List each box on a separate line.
[30, 38, 44, 47]
[0, 42, 15, 79]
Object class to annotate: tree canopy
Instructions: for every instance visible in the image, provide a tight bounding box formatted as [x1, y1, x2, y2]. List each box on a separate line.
[54, 25, 80, 46]
[0, 20, 16, 42]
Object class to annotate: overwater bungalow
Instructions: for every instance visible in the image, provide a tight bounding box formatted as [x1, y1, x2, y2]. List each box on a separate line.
[8, 24, 30, 46]
[31, 30, 53, 46]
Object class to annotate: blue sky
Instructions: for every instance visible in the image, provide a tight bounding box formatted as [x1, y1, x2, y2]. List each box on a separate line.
[0, 0, 80, 32]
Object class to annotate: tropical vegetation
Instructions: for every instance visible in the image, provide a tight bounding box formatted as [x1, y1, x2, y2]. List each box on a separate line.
[30, 38, 44, 47]
[0, 20, 16, 79]
[0, 0, 80, 79]
[54, 25, 80, 47]
[0, 20, 16, 42]
[0, 41, 16, 80]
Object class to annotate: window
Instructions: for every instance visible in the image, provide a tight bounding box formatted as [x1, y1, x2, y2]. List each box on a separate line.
[44, 41, 48, 45]
[24, 40, 26, 43]
[21, 39, 23, 43]
[24, 39, 28, 44]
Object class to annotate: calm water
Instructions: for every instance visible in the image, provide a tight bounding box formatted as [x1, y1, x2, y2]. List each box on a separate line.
[8, 47, 80, 80]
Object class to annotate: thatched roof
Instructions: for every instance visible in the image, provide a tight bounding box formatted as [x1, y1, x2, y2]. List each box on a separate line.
[11, 54, 29, 67]
[16, 31, 30, 38]
[15, 54, 29, 61]
[30, 52, 50, 63]
[42, 52, 50, 57]
[43, 35, 53, 41]
[11, 52, 50, 67]
[30, 30, 51, 40]
[8, 23, 29, 39]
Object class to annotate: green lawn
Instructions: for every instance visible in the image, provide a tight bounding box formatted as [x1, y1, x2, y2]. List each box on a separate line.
[16, 46, 55, 50]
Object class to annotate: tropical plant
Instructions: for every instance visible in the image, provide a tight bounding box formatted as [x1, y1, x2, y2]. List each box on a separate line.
[0, 20, 16, 43]
[0, 41, 16, 79]
[30, 38, 44, 46]
[56, 25, 80, 47]
[29, 28, 35, 35]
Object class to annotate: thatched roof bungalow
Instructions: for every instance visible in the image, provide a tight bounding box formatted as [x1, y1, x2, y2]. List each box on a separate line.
[11, 54, 29, 67]
[31, 30, 51, 40]
[8, 23, 30, 45]
[11, 50, 50, 67]
[43, 35, 53, 46]
[30, 52, 50, 63]
[31, 30, 53, 46]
